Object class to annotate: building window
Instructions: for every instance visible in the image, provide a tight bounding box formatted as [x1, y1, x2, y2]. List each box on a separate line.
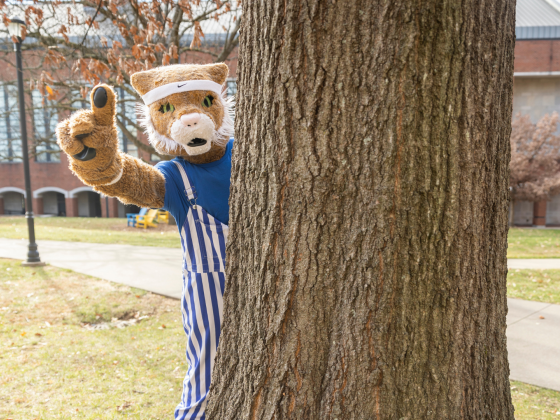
[0, 84, 22, 163]
[118, 87, 138, 158]
[32, 90, 60, 162]
[226, 78, 237, 97]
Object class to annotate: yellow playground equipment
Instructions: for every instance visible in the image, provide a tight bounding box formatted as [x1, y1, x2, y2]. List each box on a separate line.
[136, 209, 159, 229]
[133, 209, 170, 229]
[157, 210, 169, 224]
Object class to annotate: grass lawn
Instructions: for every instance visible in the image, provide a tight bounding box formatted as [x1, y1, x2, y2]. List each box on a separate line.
[0, 216, 181, 248]
[511, 381, 560, 419]
[0, 218, 559, 257]
[0, 259, 559, 418]
[507, 269, 560, 304]
[0, 258, 184, 419]
[508, 228, 560, 259]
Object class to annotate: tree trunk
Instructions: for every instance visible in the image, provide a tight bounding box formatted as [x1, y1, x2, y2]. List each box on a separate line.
[208, 1, 515, 419]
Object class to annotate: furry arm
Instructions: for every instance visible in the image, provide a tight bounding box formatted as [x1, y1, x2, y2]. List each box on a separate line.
[56, 85, 165, 208]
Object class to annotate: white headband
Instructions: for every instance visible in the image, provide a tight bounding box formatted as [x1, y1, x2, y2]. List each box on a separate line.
[141, 80, 224, 106]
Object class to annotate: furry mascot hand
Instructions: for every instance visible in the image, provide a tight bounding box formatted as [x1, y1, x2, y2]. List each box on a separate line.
[56, 85, 123, 187]
[56, 85, 165, 208]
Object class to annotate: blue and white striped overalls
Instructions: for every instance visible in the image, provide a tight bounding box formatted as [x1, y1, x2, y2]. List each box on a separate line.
[173, 161, 228, 420]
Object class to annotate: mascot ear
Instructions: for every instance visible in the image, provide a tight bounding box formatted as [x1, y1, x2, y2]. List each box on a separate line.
[131, 70, 155, 96]
[203, 63, 229, 85]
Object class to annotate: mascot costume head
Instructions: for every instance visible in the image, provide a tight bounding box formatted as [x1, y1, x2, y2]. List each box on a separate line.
[133, 63, 234, 163]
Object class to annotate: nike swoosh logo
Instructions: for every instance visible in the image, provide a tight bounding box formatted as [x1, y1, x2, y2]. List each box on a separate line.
[178, 83, 188, 88]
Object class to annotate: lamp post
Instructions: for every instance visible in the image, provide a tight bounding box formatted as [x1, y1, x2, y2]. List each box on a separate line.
[8, 17, 44, 267]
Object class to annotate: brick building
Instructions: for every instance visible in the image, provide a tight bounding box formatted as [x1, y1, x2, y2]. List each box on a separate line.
[513, 0, 560, 226]
[4, 1, 560, 223]
[0, 46, 237, 218]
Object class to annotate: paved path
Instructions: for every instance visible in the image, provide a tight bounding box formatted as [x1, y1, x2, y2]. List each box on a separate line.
[508, 259, 560, 269]
[0, 238, 559, 391]
[507, 299, 560, 391]
[0, 238, 182, 299]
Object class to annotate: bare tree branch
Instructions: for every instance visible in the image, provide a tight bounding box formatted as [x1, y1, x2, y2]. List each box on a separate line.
[510, 113, 560, 202]
[115, 118, 163, 159]
[216, 16, 240, 63]
[0, 0, 241, 158]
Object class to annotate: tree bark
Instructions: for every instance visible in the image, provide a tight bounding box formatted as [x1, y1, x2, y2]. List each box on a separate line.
[207, 1, 516, 419]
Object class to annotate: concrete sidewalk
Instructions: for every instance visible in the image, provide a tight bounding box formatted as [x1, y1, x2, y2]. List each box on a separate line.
[0, 238, 182, 299]
[508, 259, 560, 269]
[507, 299, 560, 391]
[0, 238, 559, 391]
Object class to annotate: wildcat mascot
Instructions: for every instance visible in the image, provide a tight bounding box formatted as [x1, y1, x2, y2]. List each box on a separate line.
[56, 63, 234, 419]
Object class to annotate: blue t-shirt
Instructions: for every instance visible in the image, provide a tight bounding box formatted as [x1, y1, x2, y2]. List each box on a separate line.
[155, 138, 233, 228]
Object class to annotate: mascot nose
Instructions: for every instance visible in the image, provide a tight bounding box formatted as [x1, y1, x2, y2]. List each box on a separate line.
[180, 113, 201, 127]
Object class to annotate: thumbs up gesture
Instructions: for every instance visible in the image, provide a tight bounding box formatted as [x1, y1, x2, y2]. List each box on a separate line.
[56, 85, 123, 186]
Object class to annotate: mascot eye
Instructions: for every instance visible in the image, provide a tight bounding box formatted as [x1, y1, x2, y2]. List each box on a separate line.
[202, 95, 214, 108]
[159, 103, 175, 113]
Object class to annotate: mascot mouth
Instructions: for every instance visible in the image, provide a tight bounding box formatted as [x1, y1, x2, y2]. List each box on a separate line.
[187, 138, 208, 147]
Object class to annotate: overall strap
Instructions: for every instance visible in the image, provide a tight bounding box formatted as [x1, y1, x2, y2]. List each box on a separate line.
[173, 160, 198, 209]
